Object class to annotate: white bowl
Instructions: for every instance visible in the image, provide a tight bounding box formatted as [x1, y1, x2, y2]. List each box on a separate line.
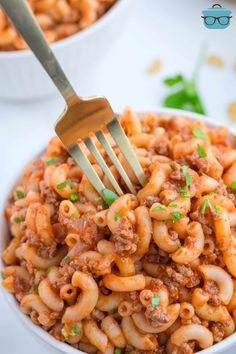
[1, 108, 236, 354]
[0, 0, 130, 101]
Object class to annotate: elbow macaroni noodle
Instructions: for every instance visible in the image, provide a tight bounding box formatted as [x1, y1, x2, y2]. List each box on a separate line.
[0, 0, 116, 51]
[3, 109, 236, 353]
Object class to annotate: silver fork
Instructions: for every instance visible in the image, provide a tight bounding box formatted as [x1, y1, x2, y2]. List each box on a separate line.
[0, 0, 146, 197]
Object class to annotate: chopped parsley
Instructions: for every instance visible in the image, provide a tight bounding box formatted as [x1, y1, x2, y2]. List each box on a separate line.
[201, 198, 208, 215]
[33, 283, 38, 291]
[193, 127, 207, 141]
[1, 272, 6, 280]
[215, 205, 222, 214]
[72, 325, 81, 336]
[151, 295, 160, 308]
[16, 190, 24, 199]
[169, 201, 178, 207]
[231, 181, 236, 194]
[64, 256, 71, 264]
[14, 217, 24, 224]
[171, 211, 182, 222]
[114, 348, 122, 354]
[70, 192, 79, 201]
[114, 211, 121, 221]
[181, 166, 192, 186]
[102, 188, 119, 206]
[56, 179, 75, 190]
[46, 157, 58, 166]
[197, 144, 207, 158]
[152, 204, 166, 211]
[111, 307, 118, 314]
[177, 188, 190, 198]
[56, 181, 67, 190]
[73, 210, 78, 220]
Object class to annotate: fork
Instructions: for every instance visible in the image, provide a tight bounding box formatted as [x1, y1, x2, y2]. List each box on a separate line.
[0, 0, 146, 197]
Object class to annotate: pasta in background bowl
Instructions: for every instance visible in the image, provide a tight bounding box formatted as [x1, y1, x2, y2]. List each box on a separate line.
[1, 108, 236, 354]
[0, 0, 129, 100]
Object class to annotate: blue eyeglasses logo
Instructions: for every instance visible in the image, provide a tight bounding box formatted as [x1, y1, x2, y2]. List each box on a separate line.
[202, 4, 232, 29]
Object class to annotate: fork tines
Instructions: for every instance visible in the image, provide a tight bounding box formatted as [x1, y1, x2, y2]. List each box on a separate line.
[70, 118, 145, 197]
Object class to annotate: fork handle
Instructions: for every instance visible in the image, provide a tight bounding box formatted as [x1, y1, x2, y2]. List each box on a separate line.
[0, 0, 79, 106]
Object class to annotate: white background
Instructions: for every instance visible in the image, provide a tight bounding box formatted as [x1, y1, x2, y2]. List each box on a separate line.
[0, 0, 236, 353]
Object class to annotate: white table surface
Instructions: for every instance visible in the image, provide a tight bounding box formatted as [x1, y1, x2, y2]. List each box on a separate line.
[1, 0, 236, 353]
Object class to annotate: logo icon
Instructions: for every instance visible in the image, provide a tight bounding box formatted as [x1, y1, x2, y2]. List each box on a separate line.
[201, 4, 232, 29]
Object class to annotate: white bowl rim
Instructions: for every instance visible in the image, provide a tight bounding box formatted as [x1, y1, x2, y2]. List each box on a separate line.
[1, 107, 236, 354]
[0, 0, 129, 59]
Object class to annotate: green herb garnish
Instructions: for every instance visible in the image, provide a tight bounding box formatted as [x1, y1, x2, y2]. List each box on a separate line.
[66, 179, 75, 188]
[114, 211, 121, 221]
[162, 45, 206, 114]
[73, 210, 78, 220]
[56, 181, 67, 190]
[33, 283, 38, 291]
[151, 295, 160, 308]
[169, 201, 178, 207]
[178, 243, 182, 249]
[171, 211, 182, 222]
[1, 272, 6, 280]
[102, 188, 119, 206]
[111, 307, 118, 314]
[197, 144, 207, 158]
[46, 157, 58, 166]
[215, 205, 222, 214]
[114, 348, 122, 354]
[152, 204, 166, 211]
[14, 217, 24, 224]
[70, 192, 79, 201]
[16, 190, 24, 199]
[72, 325, 80, 336]
[181, 166, 192, 186]
[193, 127, 207, 140]
[201, 198, 208, 215]
[231, 181, 236, 194]
[64, 256, 71, 264]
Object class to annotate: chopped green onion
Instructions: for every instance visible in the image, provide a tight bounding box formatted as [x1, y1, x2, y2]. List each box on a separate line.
[1, 272, 6, 280]
[114, 348, 122, 354]
[46, 157, 58, 166]
[72, 325, 81, 336]
[64, 256, 71, 264]
[66, 179, 75, 188]
[111, 307, 118, 314]
[56, 181, 67, 190]
[102, 188, 119, 206]
[16, 190, 24, 199]
[215, 205, 222, 214]
[193, 127, 207, 140]
[181, 166, 188, 175]
[70, 192, 79, 201]
[73, 210, 78, 220]
[151, 295, 160, 308]
[14, 217, 24, 224]
[197, 144, 207, 158]
[152, 204, 166, 212]
[33, 283, 38, 291]
[169, 201, 178, 207]
[178, 243, 182, 249]
[171, 211, 182, 222]
[186, 173, 192, 187]
[201, 198, 208, 215]
[231, 181, 236, 194]
[177, 188, 188, 193]
[114, 211, 121, 221]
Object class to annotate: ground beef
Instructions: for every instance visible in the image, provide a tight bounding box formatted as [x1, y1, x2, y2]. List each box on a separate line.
[80, 218, 103, 248]
[76, 253, 114, 276]
[172, 342, 194, 354]
[165, 264, 200, 288]
[154, 137, 170, 156]
[140, 196, 160, 207]
[52, 223, 67, 243]
[90, 308, 105, 321]
[124, 291, 143, 313]
[145, 305, 169, 328]
[211, 322, 225, 343]
[27, 232, 41, 247]
[111, 216, 139, 256]
[14, 276, 29, 302]
[131, 349, 166, 354]
[38, 243, 57, 259]
[204, 280, 221, 306]
[39, 181, 60, 206]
